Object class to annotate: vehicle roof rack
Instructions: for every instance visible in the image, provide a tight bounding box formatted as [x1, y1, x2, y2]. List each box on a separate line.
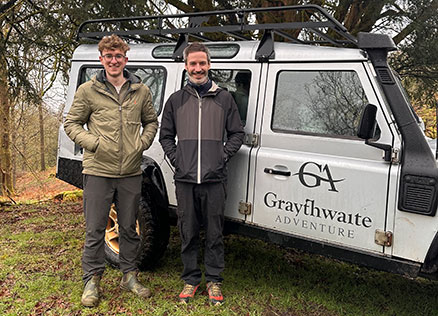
[77, 4, 358, 61]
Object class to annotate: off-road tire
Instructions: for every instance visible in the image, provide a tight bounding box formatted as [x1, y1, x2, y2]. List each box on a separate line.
[104, 174, 170, 270]
[136, 176, 170, 270]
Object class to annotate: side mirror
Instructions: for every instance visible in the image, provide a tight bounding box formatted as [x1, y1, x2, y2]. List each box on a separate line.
[357, 104, 377, 140]
[357, 104, 392, 162]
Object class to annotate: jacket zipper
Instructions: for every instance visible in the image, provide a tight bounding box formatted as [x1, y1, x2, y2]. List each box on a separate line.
[197, 92, 202, 184]
[118, 103, 123, 175]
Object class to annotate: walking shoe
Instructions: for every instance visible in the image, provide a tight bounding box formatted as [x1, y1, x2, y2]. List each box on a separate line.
[120, 271, 151, 298]
[81, 275, 101, 307]
[206, 281, 224, 306]
[178, 283, 199, 304]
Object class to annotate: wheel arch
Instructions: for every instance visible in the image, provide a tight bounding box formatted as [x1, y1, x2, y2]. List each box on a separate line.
[421, 231, 438, 278]
[140, 155, 169, 206]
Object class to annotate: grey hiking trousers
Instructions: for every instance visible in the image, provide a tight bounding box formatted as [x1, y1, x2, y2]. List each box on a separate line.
[175, 181, 227, 285]
[82, 174, 141, 284]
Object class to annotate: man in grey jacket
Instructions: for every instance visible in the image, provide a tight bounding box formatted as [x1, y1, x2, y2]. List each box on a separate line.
[64, 34, 158, 307]
[159, 42, 244, 305]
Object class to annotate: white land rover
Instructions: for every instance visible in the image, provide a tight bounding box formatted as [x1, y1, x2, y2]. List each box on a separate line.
[56, 5, 438, 278]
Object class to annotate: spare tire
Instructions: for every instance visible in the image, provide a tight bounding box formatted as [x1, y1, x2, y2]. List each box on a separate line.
[104, 168, 170, 270]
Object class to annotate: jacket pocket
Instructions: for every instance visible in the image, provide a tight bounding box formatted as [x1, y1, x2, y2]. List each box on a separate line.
[94, 135, 118, 165]
[126, 121, 143, 154]
[174, 140, 197, 180]
[202, 141, 226, 181]
[125, 96, 142, 122]
[121, 121, 143, 175]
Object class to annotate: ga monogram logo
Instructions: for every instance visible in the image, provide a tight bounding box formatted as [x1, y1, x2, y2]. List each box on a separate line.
[293, 161, 344, 192]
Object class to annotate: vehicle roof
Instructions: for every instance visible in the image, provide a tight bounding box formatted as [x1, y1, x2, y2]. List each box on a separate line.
[72, 41, 367, 63]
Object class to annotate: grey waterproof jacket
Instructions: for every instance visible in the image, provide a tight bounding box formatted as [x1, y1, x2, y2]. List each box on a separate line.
[159, 82, 244, 183]
[64, 70, 158, 178]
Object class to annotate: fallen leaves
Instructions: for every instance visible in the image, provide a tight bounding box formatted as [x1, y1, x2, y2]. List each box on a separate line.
[30, 296, 73, 316]
[11, 167, 78, 203]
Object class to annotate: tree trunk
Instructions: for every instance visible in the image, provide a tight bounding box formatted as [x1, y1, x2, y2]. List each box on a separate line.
[11, 101, 16, 188]
[0, 53, 14, 196]
[38, 100, 46, 171]
[21, 131, 26, 172]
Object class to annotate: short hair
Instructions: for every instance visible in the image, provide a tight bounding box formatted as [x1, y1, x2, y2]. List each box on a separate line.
[183, 42, 211, 64]
[98, 34, 130, 55]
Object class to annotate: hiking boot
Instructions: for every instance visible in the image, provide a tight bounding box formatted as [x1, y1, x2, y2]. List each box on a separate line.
[178, 283, 199, 304]
[81, 275, 101, 307]
[206, 281, 223, 306]
[120, 271, 151, 298]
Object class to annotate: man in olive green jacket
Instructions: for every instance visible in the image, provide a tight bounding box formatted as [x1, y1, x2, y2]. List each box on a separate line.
[64, 34, 158, 307]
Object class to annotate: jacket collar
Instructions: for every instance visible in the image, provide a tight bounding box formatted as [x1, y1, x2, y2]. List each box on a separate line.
[95, 69, 141, 85]
[184, 80, 221, 97]
[187, 79, 212, 97]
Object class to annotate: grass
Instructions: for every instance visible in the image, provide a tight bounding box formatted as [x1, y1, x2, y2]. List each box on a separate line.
[1, 201, 438, 316]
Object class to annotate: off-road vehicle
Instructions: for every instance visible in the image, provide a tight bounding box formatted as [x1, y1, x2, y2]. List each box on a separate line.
[56, 5, 438, 278]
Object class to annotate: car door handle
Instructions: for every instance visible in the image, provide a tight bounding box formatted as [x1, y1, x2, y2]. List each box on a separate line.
[264, 167, 291, 176]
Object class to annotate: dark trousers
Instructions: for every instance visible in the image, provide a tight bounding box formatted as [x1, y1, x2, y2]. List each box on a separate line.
[82, 174, 142, 284]
[175, 181, 226, 285]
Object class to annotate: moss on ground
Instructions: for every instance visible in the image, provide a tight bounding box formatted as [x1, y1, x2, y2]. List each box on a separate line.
[0, 201, 438, 315]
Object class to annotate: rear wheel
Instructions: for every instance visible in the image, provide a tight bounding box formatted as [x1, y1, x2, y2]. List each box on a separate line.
[104, 206, 124, 267]
[136, 177, 170, 270]
[104, 171, 170, 270]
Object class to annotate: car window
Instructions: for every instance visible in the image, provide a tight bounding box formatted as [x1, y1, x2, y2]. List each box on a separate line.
[272, 70, 371, 139]
[79, 66, 166, 115]
[183, 69, 251, 126]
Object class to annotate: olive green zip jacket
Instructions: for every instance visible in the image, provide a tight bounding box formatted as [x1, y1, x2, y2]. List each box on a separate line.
[64, 70, 158, 178]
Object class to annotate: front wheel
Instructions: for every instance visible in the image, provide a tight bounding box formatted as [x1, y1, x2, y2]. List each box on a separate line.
[104, 173, 170, 270]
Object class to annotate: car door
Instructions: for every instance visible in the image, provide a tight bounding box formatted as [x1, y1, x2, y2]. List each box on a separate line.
[250, 62, 398, 254]
[208, 63, 262, 221]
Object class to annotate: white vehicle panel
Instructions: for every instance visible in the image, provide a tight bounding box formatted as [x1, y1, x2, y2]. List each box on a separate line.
[392, 194, 438, 262]
[209, 63, 262, 221]
[250, 62, 398, 254]
[253, 149, 389, 251]
[57, 62, 85, 165]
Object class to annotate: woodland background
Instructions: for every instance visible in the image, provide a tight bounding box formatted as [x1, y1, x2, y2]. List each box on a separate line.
[1, 0, 438, 197]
